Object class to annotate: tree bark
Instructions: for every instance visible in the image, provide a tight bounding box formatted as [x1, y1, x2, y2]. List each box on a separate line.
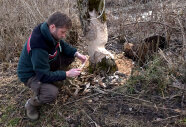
[77, 0, 117, 73]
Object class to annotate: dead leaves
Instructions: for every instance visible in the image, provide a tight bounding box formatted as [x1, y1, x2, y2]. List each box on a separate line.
[60, 53, 132, 103]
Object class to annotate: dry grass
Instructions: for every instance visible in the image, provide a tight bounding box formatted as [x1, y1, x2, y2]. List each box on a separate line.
[0, 0, 81, 62]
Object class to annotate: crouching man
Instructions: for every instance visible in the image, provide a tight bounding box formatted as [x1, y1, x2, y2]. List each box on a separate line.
[17, 12, 87, 120]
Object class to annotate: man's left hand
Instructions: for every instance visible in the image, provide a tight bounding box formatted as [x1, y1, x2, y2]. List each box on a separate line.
[75, 52, 87, 63]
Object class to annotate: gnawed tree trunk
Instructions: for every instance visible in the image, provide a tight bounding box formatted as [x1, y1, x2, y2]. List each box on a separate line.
[77, 0, 117, 73]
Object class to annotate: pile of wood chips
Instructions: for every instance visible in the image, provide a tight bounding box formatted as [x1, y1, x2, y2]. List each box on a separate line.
[59, 53, 134, 102]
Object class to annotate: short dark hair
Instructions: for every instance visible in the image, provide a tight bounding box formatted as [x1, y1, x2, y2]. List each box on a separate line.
[47, 12, 72, 29]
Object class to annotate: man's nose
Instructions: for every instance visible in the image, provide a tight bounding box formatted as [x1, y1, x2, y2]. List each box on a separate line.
[62, 34, 66, 38]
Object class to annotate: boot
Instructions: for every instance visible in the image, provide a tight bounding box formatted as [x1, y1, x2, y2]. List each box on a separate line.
[25, 96, 41, 120]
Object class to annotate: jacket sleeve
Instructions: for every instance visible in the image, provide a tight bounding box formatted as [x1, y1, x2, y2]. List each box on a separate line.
[60, 40, 77, 57]
[31, 48, 66, 83]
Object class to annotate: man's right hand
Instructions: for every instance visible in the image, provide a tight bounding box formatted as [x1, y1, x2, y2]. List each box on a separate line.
[66, 68, 81, 77]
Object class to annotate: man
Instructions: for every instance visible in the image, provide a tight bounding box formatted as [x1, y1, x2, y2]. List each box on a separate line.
[17, 12, 87, 120]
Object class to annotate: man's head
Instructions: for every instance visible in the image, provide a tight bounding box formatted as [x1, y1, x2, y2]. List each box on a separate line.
[47, 12, 72, 41]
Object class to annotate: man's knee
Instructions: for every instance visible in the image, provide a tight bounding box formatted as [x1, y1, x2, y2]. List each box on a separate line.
[39, 84, 59, 104]
[48, 85, 59, 100]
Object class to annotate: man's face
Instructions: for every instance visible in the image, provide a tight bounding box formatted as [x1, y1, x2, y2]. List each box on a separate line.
[50, 24, 68, 41]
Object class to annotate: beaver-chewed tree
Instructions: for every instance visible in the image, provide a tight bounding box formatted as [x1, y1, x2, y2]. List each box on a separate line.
[77, 0, 118, 74]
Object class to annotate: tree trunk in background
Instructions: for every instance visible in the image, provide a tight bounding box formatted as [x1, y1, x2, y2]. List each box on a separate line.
[77, 0, 117, 74]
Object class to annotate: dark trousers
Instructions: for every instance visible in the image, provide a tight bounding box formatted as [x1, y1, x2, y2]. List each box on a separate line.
[25, 53, 74, 104]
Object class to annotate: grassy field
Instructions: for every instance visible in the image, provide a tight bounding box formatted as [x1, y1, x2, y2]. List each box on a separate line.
[0, 0, 186, 126]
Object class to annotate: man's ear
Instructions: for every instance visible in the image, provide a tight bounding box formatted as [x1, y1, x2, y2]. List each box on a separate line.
[49, 24, 56, 32]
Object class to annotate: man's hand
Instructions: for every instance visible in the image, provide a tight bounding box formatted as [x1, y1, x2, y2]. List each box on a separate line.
[66, 68, 81, 77]
[75, 52, 87, 63]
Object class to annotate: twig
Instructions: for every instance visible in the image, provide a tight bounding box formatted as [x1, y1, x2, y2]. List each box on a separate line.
[104, 89, 153, 104]
[176, 16, 186, 60]
[33, 0, 45, 20]
[82, 109, 100, 127]
[20, 0, 37, 25]
[79, 60, 87, 69]
[181, 92, 185, 108]
[92, 87, 106, 94]
[63, 93, 100, 106]
[152, 115, 180, 123]
[18, 88, 27, 95]
[159, 49, 173, 68]
[170, 75, 186, 91]
[62, 85, 124, 106]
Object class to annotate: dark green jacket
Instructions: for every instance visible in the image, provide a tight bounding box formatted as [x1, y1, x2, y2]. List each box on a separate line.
[17, 22, 77, 83]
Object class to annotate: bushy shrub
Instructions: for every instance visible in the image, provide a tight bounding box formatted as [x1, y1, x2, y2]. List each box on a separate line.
[126, 54, 172, 96]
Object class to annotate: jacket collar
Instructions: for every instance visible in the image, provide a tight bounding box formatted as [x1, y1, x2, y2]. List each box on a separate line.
[40, 22, 57, 46]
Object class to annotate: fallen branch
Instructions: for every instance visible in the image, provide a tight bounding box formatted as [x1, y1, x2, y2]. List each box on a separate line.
[152, 115, 180, 123]
[104, 89, 154, 104]
[63, 93, 100, 106]
[82, 109, 100, 127]
[62, 85, 125, 106]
